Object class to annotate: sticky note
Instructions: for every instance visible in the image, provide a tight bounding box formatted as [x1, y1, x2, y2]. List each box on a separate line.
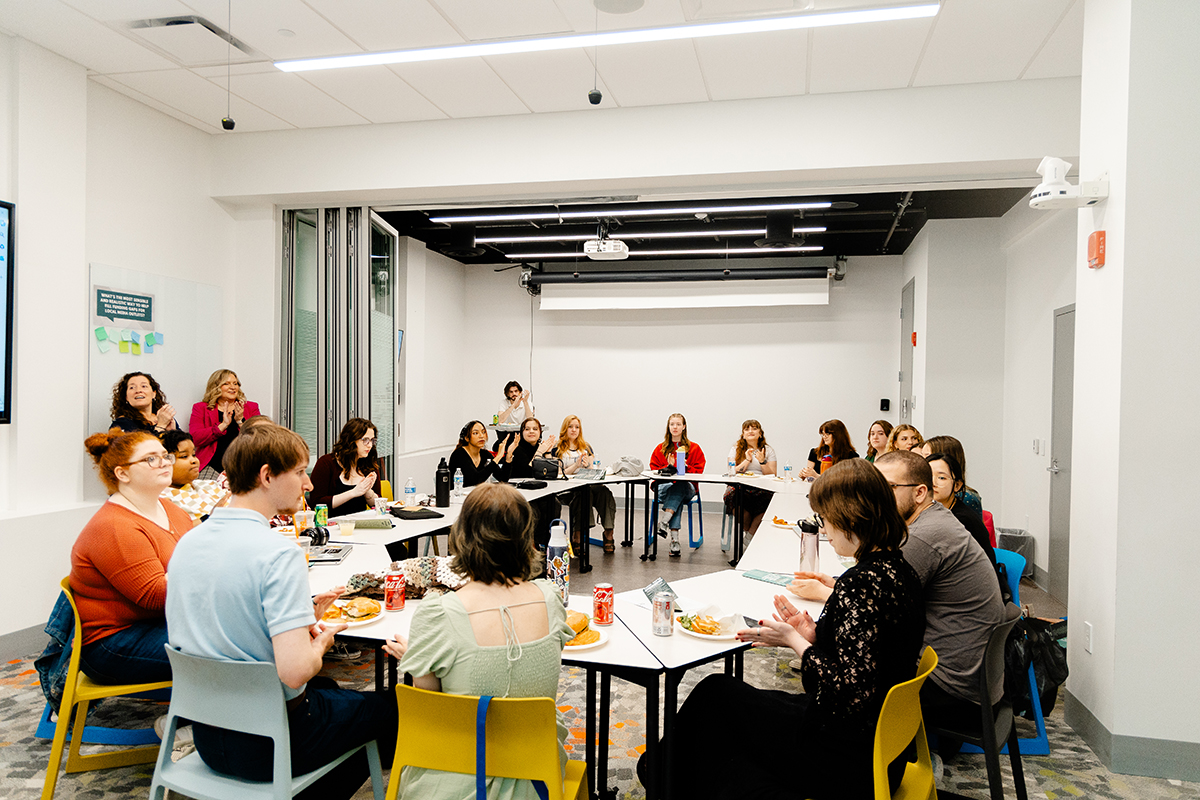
[94, 327, 107, 342]
[97, 339, 112, 354]
[154, 332, 164, 345]
[118, 340, 130, 354]
[120, 329, 132, 342]
[149, 332, 160, 345]
[131, 331, 141, 345]
[144, 341, 154, 354]
[131, 342, 141, 355]
[107, 327, 119, 341]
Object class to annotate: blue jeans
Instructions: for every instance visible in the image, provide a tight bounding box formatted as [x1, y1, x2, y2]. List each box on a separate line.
[657, 481, 695, 530]
[79, 620, 172, 685]
[193, 675, 397, 800]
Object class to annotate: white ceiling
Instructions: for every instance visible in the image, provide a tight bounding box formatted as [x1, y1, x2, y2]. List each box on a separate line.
[0, 0, 1083, 136]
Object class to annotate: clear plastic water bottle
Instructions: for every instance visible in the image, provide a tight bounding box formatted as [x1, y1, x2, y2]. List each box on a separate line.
[728, 457, 736, 476]
[783, 462, 793, 482]
[404, 477, 416, 504]
[453, 468, 464, 496]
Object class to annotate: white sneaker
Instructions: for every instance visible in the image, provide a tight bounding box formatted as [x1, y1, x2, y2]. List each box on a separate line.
[930, 752, 944, 786]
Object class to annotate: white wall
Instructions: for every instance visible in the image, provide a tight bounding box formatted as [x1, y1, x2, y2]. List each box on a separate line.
[902, 227, 929, 431]
[458, 256, 903, 502]
[997, 205, 1076, 573]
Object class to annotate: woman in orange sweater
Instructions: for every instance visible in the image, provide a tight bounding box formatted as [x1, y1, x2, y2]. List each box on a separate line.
[71, 430, 192, 684]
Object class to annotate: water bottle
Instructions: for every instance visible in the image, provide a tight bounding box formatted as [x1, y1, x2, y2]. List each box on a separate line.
[593, 454, 601, 470]
[546, 519, 570, 604]
[728, 457, 736, 476]
[404, 477, 416, 505]
[783, 461, 793, 482]
[434, 458, 450, 507]
[798, 518, 820, 573]
[453, 468, 464, 497]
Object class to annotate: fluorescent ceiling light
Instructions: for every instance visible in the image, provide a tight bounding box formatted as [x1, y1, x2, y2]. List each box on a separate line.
[431, 202, 831, 224]
[507, 245, 824, 259]
[477, 226, 826, 244]
[276, 3, 938, 73]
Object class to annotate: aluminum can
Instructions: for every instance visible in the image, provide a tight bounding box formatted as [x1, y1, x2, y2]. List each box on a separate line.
[593, 583, 614, 626]
[314, 504, 328, 527]
[652, 592, 674, 636]
[384, 568, 406, 612]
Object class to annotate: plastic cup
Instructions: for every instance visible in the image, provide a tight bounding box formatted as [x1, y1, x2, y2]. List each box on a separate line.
[294, 510, 315, 534]
[375, 497, 389, 515]
[296, 535, 312, 564]
[338, 521, 355, 538]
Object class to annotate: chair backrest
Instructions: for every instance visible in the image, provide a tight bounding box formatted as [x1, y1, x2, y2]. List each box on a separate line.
[978, 603, 1023, 744]
[982, 510, 996, 547]
[58, 577, 86, 685]
[381, 480, 393, 501]
[163, 646, 290, 743]
[873, 646, 938, 800]
[993, 548, 1025, 605]
[393, 684, 565, 798]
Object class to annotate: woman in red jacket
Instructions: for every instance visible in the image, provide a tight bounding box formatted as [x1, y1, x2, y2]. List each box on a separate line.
[648, 413, 706, 557]
[189, 369, 261, 480]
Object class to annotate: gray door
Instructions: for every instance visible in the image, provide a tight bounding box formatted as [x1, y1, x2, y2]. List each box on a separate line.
[1048, 305, 1075, 603]
[899, 279, 915, 424]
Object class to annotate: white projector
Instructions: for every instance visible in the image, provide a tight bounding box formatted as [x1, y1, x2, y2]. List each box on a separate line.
[584, 239, 629, 260]
[1029, 156, 1109, 210]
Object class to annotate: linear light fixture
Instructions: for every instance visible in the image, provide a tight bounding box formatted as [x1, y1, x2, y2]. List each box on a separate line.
[277, 3, 938, 72]
[431, 201, 831, 224]
[476, 226, 826, 244]
[506, 245, 824, 258]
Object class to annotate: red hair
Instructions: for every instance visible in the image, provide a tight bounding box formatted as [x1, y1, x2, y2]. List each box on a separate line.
[85, 429, 158, 494]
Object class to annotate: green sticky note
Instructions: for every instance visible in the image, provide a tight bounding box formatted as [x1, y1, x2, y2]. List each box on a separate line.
[131, 342, 141, 355]
[97, 339, 112, 354]
[107, 327, 119, 341]
[120, 329, 132, 342]
[94, 327, 107, 342]
[118, 340, 130, 354]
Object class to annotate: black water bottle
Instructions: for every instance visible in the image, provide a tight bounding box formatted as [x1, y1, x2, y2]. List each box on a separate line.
[435, 458, 451, 507]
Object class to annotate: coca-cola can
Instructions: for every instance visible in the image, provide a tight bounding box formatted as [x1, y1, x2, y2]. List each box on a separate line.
[593, 583, 614, 626]
[384, 569, 406, 612]
[652, 592, 674, 637]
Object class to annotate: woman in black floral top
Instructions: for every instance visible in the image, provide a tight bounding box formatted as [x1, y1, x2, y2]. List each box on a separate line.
[643, 459, 926, 800]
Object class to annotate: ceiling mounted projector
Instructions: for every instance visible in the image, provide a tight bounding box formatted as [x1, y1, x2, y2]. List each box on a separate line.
[1030, 156, 1109, 210]
[584, 238, 629, 260]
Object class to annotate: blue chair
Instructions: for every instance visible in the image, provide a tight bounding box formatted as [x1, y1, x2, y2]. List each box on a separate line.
[649, 492, 704, 551]
[967, 548, 1049, 757]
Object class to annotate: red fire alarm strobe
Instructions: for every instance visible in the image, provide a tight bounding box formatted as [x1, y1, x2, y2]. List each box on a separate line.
[1088, 230, 1106, 269]
[911, 332, 917, 347]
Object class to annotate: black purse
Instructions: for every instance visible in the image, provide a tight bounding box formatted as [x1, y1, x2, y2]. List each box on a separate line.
[531, 457, 564, 481]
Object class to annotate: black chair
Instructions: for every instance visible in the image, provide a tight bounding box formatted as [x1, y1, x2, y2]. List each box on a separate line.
[929, 602, 1028, 800]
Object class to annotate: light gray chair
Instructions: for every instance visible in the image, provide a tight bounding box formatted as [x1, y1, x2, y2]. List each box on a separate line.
[149, 645, 384, 800]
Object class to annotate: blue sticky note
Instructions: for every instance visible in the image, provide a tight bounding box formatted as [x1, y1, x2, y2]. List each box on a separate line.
[131, 342, 141, 356]
[154, 332, 164, 345]
[97, 339, 112, 354]
[94, 327, 107, 342]
[131, 331, 141, 345]
[144, 341, 154, 354]
[120, 329, 132, 342]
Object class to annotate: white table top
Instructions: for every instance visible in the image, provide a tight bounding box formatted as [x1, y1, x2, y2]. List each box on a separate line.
[564, 594, 661, 669]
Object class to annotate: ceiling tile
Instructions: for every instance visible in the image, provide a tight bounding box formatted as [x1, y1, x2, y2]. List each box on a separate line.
[693, 29, 806, 102]
[808, 17, 933, 94]
[179, 0, 363, 60]
[0, 0, 180, 73]
[209, 70, 371, 128]
[484, 49, 616, 113]
[192, 61, 281, 78]
[595, 39, 709, 107]
[297, 65, 448, 123]
[304, 0, 464, 52]
[913, 0, 1073, 87]
[1023, 0, 1082, 81]
[90, 73, 223, 133]
[390, 58, 529, 118]
[553, 0, 686, 32]
[104, 69, 293, 131]
[431, 0, 572, 41]
[60, 0, 195, 22]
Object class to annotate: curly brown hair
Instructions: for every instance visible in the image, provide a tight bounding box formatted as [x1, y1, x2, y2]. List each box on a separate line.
[331, 418, 379, 479]
[110, 372, 167, 423]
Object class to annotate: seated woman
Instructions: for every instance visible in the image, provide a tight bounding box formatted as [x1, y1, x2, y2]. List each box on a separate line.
[189, 369, 261, 480]
[109, 372, 178, 435]
[160, 430, 227, 522]
[724, 419, 777, 538]
[494, 380, 534, 449]
[884, 423, 923, 454]
[648, 413, 706, 558]
[919, 434, 983, 515]
[309, 418, 383, 516]
[72, 430, 193, 684]
[926, 452, 996, 570]
[555, 415, 617, 553]
[646, 459, 925, 799]
[447, 420, 504, 487]
[397, 483, 574, 800]
[799, 419, 859, 480]
[864, 419, 893, 463]
[497, 417, 559, 547]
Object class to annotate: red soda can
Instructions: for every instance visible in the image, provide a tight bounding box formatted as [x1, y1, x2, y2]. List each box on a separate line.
[384, 568, 406, 612]
[593, 583, 614, 626]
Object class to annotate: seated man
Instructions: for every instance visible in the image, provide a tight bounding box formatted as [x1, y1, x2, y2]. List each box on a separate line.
[166, 423, 404, 800]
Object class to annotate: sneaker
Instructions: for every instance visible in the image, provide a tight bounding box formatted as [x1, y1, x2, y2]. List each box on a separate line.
[325, 641, 361, 661]
[154, 715, 194, 747]
[656, 512, 670, 538]
[669, 538, 681, 558]
[930, 752, 944, 786]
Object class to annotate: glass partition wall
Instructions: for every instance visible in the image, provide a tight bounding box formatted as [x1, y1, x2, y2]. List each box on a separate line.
[280, 208, 398, 478]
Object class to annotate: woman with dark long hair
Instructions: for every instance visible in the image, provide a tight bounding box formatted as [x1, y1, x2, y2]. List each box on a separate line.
[800, 419, 858, 479]
[110, 372, 178, 435]
[918, 434, 983, 515]
[864, 419, 893, 463]
[648, 413, 706, 557]
[309, 418, 383, 514]
[448, 420, 504, 487]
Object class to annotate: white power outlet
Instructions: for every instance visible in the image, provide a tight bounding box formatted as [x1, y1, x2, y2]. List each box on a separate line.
[1084, 621, 1093, 654]
[1033, 438, 1039, 454]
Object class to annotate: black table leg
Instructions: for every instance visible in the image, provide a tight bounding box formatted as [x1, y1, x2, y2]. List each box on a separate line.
[660, 669, 685, 800]
[645, 672, 660, 800]
[585, 669, 597, 797]
[388, 650, 398, 690]
[621, 483, 635, 547]
[374, 643, 384, 692]
[575, 487, 593, 574]
[599, 671, 612, 800]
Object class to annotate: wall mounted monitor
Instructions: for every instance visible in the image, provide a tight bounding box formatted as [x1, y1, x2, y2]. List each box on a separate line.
[0, 201, 12, 424]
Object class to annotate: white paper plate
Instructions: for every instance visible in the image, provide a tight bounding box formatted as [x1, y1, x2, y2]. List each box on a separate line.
[675, 616, 738, 641]
[564, 626, 609, 651]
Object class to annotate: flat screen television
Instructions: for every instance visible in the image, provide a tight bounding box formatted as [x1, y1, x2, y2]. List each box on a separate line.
[0, 201, 12, 424]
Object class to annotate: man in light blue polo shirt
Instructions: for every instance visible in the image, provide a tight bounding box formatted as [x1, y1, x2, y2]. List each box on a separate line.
[167, 423, 403, 800]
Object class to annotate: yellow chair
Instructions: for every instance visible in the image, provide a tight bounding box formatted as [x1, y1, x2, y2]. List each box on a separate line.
[42, 577, 173, 800]
[873, 646, 940, 800]
[386, 684, 587, 800]
[381, 480, 393, 501]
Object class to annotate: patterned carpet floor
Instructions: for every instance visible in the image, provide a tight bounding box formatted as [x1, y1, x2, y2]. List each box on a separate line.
[5, 644, 1199, 800]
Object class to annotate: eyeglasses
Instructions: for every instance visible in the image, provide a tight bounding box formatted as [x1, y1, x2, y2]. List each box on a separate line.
[122, 453, 176, 469]
[887, 482, 921, 489]
[359, 437, 376, 446]
[813, 512, 825, 529]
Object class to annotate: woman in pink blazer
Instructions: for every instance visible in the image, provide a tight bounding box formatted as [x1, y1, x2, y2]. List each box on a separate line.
[189, 369, 260, 479]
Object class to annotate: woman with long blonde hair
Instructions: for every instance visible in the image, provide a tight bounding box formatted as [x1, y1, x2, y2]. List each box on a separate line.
[189, 369, 261, 480]
[555, 415, 617, 553]
[884, 423, 923, 454]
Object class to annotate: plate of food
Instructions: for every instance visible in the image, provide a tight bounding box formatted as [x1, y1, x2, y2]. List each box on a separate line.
[676, 613, 738, 640]
[325, 597, 383, 626]
[771, 515, 795, 528]
[564, 609, 608, 651]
